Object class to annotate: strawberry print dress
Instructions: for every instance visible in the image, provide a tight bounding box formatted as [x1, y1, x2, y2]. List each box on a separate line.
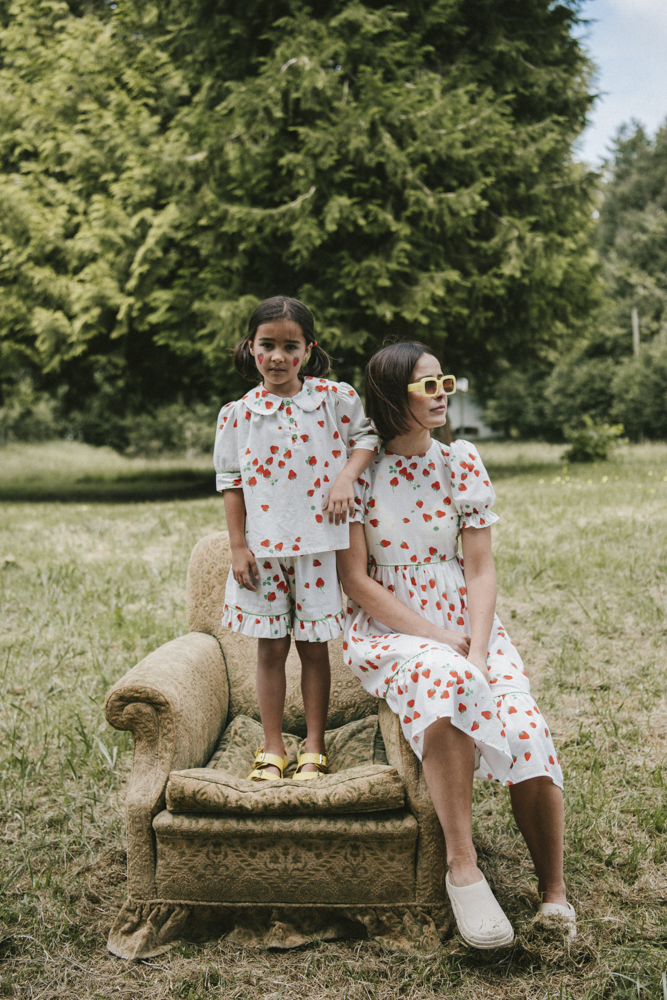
[215, 377, 379, 642]
[344, 439, 563, 788]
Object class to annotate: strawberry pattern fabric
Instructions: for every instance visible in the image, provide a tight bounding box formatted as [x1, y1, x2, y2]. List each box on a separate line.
[222, 551, 343, 642]
[344, 439, 563, 787]
[214, 377, 379, 558]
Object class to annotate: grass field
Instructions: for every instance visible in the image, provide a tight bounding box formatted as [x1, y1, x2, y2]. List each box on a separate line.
[0, 441, 213, 502]
[0, 440, 666, 999]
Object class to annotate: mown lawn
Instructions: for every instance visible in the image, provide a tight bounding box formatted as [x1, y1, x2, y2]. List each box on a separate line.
[0, 440, 665, 999]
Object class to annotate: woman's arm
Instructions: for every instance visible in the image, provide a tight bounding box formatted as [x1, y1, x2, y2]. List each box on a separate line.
[223, 488, 259, 591]
[336, 523, 470, 657]
[460, 526, 496, 670]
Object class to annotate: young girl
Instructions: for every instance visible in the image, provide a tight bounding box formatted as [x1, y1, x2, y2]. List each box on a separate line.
[214, 296, 379, 780]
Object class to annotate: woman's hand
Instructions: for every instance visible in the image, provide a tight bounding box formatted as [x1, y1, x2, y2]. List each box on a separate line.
[231, 546, 259, 591]
[323, 472, 356, 525]
[432, 628, 471, 658]
[466, 650, 488, 670]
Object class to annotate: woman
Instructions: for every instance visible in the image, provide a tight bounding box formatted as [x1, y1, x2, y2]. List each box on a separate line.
[336, 342, 575, 949]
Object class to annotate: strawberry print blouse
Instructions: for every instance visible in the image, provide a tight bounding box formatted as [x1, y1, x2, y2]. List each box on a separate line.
[214, 377, 379, 558]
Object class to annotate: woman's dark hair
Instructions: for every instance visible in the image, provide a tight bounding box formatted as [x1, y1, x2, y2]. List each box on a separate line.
[365, 341, 438, 441]
[233, 296, 331, 381]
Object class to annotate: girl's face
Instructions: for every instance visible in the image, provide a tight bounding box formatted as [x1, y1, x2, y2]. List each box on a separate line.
[405, 353, 448, 430]
[249, 320, 311, 391]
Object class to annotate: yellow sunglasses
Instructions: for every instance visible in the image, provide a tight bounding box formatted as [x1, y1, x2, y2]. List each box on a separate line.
[407, 375, 457, 396]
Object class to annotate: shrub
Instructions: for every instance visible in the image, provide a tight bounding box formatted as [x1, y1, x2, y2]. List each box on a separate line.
[0, 378, 64, 443]
[124, 401, 218, 457]
[563, 415, 624, 462]
[611, 343, 667, 440]
[544, 356, 619, 433]
[483, 370, 551, 439]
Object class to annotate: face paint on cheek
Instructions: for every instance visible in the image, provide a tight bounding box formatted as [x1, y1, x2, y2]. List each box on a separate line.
[293, 358, 300, 367]
[257, 354, 264, 365]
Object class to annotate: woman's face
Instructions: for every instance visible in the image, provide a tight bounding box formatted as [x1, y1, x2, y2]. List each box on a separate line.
[405, 353, 448, 430]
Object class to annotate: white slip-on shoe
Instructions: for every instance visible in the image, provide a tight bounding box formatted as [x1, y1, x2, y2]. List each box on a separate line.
[445, 871, 514, 949]
[539, 901, 577, 939]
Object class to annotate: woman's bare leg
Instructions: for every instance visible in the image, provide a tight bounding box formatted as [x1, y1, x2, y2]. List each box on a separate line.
[295, 639, 330, 772]
[509, 777, 568, 905]
[256, 635, 291, 775]
[421, 718, 481, 887]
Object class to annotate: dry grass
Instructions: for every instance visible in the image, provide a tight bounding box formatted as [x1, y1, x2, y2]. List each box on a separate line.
[0, 440, 666, 998]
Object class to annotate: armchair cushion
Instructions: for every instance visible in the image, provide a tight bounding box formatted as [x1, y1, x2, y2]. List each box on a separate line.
[204, 714, 387, 778]
[166, 763, 405, 816]
[165, 714, 404, 816]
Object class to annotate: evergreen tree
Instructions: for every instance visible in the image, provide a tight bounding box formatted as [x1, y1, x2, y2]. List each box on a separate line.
[0, 0, 599, 442]
[594, 121, 667, 358]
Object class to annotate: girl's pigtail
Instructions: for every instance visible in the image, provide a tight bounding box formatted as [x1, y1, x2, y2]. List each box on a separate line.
[302, 343, 331, 378]
[233, 338, 260, 381]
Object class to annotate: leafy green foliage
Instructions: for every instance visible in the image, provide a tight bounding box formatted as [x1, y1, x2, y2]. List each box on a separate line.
[563, 414, 624, 463]
[484, 357, 619, 441]
[610, 341, 667, 440]
[0, 0, 598, 444]
[487, 117, 667, 441]
[595, 122, 667, 358]
[0, 376, 64, 443]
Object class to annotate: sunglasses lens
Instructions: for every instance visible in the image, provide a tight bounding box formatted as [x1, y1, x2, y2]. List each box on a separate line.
[423, 379, 438, 395]
[443, 377, 455, 394]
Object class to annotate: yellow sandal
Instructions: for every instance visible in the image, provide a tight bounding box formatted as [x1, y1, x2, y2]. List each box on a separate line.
[247, 747, 288, 781]
[292, 749, 328, 781]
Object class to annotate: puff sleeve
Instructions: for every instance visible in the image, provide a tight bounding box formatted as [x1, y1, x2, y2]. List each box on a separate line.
[349, 471, 372, 525]
[448, 439, 499, 530]
[213, 401, 243, 493]
[333, 382, 380, 456]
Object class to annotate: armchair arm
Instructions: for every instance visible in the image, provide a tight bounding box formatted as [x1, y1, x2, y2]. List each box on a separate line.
[105, 632, 228, 898]
[378, 700, 445, 904]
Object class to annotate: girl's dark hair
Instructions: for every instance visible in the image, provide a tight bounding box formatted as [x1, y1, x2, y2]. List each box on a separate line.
[365, 341, 438, 441]
[233, 296, 331, 381]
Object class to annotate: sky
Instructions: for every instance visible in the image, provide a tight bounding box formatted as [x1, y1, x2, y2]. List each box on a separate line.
[576, 0, 667, 166]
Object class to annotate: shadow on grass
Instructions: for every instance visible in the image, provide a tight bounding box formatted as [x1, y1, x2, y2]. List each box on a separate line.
[0, 468, 214, 503]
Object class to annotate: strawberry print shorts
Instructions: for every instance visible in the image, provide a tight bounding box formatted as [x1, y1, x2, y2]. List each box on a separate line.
[222, 551, 343, 642]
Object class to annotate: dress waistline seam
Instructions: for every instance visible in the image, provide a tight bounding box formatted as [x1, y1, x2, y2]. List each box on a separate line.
[371, 555, 458, 568]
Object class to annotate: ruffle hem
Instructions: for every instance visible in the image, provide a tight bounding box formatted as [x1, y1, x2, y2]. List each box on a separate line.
[222, 604, 344, 643]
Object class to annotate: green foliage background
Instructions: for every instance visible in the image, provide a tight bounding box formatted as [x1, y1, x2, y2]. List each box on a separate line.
[0, 0, 598, 447]
[486, 121, 667, 442]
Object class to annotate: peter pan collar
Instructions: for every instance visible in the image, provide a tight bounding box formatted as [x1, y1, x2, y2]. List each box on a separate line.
[242, 378, 335, 415]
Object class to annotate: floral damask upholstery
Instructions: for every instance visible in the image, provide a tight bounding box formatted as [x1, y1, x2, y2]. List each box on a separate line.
[104, 532, 448, 960]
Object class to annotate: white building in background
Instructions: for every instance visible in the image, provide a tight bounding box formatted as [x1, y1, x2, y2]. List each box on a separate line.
[448, 379, 498, 440]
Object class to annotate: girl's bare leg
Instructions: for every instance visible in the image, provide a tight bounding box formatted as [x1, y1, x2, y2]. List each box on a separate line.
[256, 635, 291, 775]
[509, 777, 568, 905]
[420, 718, 481, 887]
[295, 639, 330, 772]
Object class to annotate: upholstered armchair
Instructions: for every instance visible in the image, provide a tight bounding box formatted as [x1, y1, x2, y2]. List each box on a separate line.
[104, 532, 448, 959]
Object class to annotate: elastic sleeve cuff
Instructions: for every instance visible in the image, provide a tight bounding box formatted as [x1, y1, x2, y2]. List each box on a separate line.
[216, 472, 243, 493]
[347, 432, 381, 454]
[460, 510, 500, 529]
[348, 500, 365, 524]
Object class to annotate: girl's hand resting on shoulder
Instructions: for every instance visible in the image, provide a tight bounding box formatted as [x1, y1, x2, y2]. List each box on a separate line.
[231, 546, 259, 591]
[323, 472, 356, 525]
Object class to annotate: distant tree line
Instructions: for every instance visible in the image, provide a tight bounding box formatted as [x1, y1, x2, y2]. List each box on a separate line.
[0, 0, 604, 449]
[487, 122, 667, 441]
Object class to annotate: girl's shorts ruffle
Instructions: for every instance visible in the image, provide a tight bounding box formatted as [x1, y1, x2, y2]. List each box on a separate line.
[222, 604, 343, 642]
